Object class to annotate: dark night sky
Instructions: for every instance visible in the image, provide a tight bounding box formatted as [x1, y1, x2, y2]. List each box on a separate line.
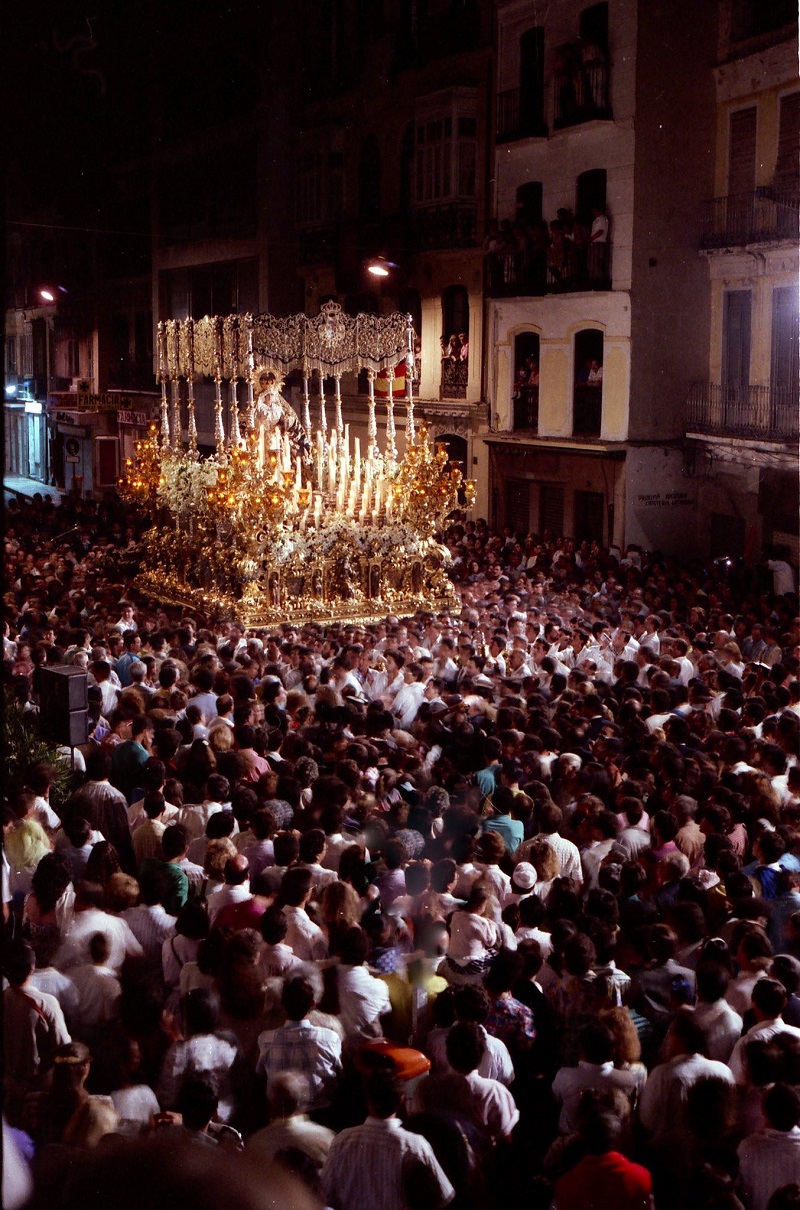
[6, 1, 261, 230]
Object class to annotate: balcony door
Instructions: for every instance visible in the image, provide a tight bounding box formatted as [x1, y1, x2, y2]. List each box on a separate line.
[519, 27, 545, 135]
[728, 107, 756, 195]
[771, 286, 799, 431]
[722, 290, 752, 391]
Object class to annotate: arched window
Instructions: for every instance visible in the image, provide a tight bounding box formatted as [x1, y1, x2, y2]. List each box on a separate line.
[358, 135, 382, 223]
[512, 333, 540, 432]
[573, 329, 603, 437]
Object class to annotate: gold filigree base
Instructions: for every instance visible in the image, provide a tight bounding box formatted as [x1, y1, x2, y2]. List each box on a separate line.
[136, 571, 458, 628]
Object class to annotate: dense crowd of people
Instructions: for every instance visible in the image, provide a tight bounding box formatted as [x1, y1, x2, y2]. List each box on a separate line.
[3, 484, 800, 1210]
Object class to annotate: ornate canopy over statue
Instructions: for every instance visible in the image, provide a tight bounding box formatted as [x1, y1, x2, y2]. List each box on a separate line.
[123, 304, 475, 626]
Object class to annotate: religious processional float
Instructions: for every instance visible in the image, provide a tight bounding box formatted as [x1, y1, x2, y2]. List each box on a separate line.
[121, 302, 475, 626]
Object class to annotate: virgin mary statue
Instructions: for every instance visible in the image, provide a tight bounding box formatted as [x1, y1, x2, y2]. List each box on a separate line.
[254, 369, 310, 463]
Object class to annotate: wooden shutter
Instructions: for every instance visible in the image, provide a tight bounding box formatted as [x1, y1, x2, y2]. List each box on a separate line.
[722, 290, 752, 388]
[539, 483, 564, 536]
[775, 92, 800, 182]
[505, 479, 531, 533]
[771, 286, 799, 393]
[728, 107, 757, 195]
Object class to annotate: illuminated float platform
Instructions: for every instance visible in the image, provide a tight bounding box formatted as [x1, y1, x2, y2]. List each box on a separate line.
[122, 303, 475, 627]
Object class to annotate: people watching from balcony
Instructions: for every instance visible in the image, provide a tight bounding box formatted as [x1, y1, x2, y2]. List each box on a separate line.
[554, 38, 609, 126]
[513, 357, 540, 431]
[587, 359, 603, 385]
[486, 207, 610, 295]
[444, 335, 461, 361]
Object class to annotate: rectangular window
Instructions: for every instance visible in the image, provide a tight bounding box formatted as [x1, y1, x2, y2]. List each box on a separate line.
[21, 332, 34, 378]
[771, 286, 799, 410]
[67, 340, 80, 379]
[722, 289, 752, 389]
[414, 92, 477, 206]
[5, 335, 17, 374]
[574, 489, 605, 543]
[775, 92, 800, 182]
[728, 107, 757, 195]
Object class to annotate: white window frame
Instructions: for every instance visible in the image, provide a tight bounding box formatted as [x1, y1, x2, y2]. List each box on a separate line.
[414, 88, 478, 209]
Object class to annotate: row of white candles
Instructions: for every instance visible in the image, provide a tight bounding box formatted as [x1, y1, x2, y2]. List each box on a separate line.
[260, 423, 400, 529]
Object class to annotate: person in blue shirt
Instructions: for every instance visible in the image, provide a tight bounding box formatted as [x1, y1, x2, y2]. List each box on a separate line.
[483, 786, 524, 855]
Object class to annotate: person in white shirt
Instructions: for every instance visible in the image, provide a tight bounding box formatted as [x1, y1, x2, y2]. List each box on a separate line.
[638, 1008, 735, 1140]
[67, 932, 122, 1038]
[322, 1070, 454, 1210]
[426, 985, 515, 1087]
[517, 803, 583, 890]
[114, 603, 137, 633]
[690, 962, 743, 1063]
[552, 1019, 645, 1134]
[297, 829, 337, 896]
[257, 976, 342, 1111]
[414, 1021, 519, 1146]
[738, 1082, 800, 1210]
[335, 925, 391, 1050]
[392, 662, 427, 730]
[177, 774, 230, 841]
[121, 879, 177, 966]
[55, 884, 143, 973]
[206, 854, 251, 925]
[280, 868, 328, 962]
[728, 978, 800, 1083]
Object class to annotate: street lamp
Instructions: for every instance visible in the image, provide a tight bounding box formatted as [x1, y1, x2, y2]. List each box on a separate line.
[366, 256, 399, 278]
[38, 286, 68, 303]
[35, 286, 67, 410]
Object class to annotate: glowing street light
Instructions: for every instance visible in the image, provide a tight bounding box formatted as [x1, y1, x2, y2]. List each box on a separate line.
[38, 286, 68, 303]
[366, 256, 399, 278]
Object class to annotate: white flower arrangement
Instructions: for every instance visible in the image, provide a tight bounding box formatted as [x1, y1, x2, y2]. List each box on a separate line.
[158, 455, 219, 515]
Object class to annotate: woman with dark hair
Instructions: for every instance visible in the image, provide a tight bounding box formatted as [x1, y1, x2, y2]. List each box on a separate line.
[162, 902, 210, 1017]
[178, 739, 217, 801]
[22, 852, 74, 961]
[83, 841, 122, 889]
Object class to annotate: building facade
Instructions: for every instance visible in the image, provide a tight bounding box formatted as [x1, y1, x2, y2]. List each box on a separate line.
[685, 0, 799, 563]
[485, 0, 723, 553]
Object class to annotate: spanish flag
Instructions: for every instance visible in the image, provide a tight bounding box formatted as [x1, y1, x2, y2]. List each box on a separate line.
[374, 360, 407, 398]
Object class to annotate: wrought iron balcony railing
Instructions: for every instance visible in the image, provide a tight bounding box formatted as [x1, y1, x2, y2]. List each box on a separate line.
[686, 383, 799, 441]
[573, 383, 602, 437]
[513, 386, 539, 432]
[701, 183, 800, 248]
[441, 359, 468, 399]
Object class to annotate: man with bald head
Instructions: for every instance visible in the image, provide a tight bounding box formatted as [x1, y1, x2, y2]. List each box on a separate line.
[208, 854, 250, 925]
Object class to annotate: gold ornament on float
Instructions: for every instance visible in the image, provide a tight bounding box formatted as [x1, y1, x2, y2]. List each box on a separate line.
[121, 307, 474, 626]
